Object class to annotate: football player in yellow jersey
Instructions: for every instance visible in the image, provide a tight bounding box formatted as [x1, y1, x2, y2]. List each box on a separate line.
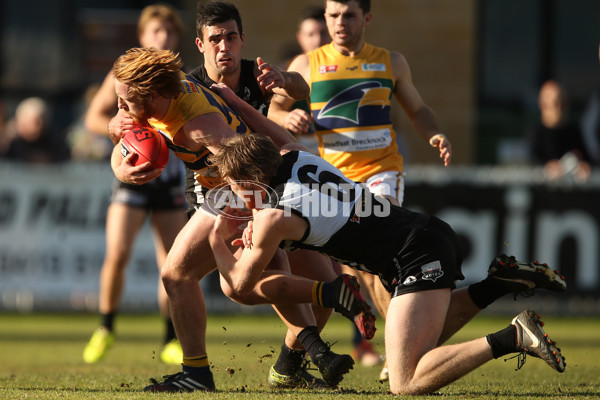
[269, 0, 453, 380]
[82, 4, 187, 367]
[281, 4, 384, 370]
[108, 47, 374, 392]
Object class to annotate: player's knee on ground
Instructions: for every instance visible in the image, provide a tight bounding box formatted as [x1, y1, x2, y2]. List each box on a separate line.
[389, 379, 432, 396]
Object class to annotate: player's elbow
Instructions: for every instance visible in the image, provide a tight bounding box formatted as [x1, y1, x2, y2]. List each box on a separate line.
[232, 278, 256, 297]
[221, 278, 259, 305]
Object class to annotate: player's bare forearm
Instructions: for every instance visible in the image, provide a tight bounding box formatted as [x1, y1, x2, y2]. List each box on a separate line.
[110, 144, 123, 175]
[208, 228, 241, 291]
[407, 106, 452, 166]
[272, 71, 310, 100]
[110, 142, 161, 184]
[409, 106, 442, 141]
[212, 84, 295, 148]
[267, 106, 288, 127]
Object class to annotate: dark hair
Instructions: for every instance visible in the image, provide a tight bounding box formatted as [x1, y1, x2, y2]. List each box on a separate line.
[299, 5, 325, 25]
[196, 1, 243, 39]
[327, 0, 370, 14]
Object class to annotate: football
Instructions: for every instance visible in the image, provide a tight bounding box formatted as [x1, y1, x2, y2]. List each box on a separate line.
[121, 125, 169, 169]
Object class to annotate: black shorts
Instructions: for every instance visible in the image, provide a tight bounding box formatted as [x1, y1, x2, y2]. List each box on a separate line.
[111, 177, 185, 211]
[391, 216, 465, 298]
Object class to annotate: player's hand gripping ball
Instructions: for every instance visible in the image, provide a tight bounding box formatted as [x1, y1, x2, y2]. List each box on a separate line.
[121, 125, 169, 169]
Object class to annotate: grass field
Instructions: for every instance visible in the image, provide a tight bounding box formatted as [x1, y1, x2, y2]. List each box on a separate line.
[1, 311, 599, 399]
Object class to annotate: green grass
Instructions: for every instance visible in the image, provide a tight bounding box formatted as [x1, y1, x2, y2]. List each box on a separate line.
[1, 312, 599, 399]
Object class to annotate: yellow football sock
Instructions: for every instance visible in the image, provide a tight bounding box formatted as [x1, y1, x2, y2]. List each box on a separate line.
[183, 354, 209, 368]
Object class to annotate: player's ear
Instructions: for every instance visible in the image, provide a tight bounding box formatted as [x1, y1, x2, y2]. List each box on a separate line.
[195, 37, 205, 53]
[364, 12, 373, 26]
[240, 32, 246, 48]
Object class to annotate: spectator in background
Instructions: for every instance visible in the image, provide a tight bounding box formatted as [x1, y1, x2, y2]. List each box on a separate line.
[82, 3, 188, 366]
[278, 5, 331, 70]
[580, 42, 600, 167]
[295, 5, 331, 59]
[529, 80, 591, 181]
[2, 97, 70, 163]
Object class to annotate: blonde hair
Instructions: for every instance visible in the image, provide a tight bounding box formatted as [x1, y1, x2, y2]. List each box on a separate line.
[209, 133, 282, 183]
[113, 47, 182, 100]
[138, 4, 184, 37]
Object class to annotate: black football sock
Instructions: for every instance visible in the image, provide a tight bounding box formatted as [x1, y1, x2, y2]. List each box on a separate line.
[485, 325, 518, 358]
[467, 278, 511, 309]
[182, 362, 214, 388]
[164, 318, 177, 344]
[312, 281, 335, 308]
[273, 343, 307, 375]
[352, 324, 363, 347]
[182, 355, 213, 383]
[297, 326, 329, 363]
[101, 312, 116, 332]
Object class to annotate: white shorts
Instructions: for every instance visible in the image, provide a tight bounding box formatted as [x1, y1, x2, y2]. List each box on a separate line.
[364, 170, 406, 206]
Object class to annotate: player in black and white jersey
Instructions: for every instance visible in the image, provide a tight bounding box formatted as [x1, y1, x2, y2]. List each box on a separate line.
[208, 133, 568, 396]
[183, 1, 352, 390]
[269, 149, 451, 296]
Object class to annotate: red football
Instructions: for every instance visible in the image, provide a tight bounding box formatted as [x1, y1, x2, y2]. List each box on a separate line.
[121, 125, 169, 169]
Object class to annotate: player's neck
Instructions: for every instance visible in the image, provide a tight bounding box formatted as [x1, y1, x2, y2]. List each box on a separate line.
[151, 97, 171, 121]
[333, 40, 365, 57]
[205, 65, 240, 92]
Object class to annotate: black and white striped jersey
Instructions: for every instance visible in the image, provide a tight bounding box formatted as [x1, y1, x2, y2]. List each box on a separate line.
[268, 151, 430, 290]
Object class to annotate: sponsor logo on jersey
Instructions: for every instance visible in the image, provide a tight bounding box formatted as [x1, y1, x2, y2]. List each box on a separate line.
[317, 81, 390, 125]
[403, 276, 417, 286]
[319, 65, 338, 74]
[362, 63, 386, 72]
[421, 261, 444, 283]
[321, 129, 392, 154]
[181, 79, 202, 94]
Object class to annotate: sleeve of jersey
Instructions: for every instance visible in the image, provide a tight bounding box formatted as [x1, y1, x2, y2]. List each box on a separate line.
[161, 91, 222, 139]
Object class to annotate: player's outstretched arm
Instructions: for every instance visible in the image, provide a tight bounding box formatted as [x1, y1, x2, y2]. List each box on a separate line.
[256, 57, 309, 100]
[391, 51, 452, 166]
[211, 83, 296, 148]
[267, 54, 311, 133]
